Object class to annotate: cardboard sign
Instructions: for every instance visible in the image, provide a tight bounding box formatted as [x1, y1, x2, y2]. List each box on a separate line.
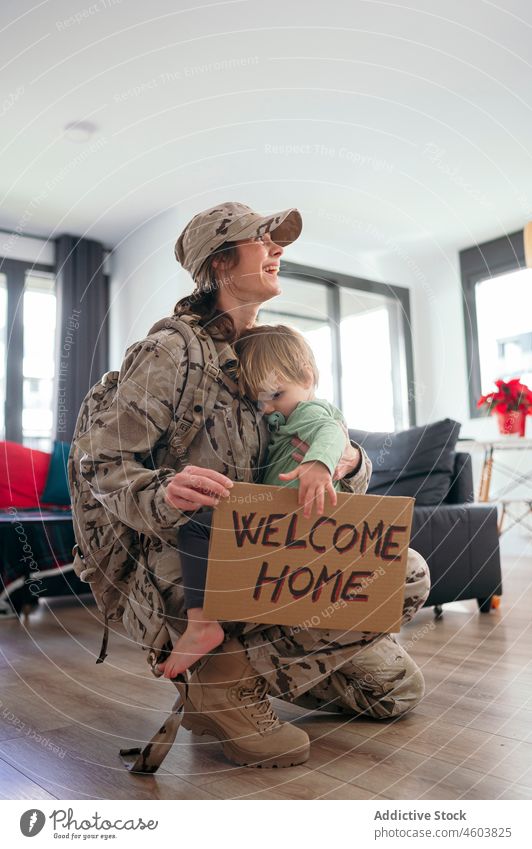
[203, 482, 414, 633]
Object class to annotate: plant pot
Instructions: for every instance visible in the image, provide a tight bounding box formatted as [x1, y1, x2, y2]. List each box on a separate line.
[496, 410, 527, 437]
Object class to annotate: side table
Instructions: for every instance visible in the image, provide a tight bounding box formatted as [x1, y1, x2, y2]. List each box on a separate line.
[457, 438, 532, 534]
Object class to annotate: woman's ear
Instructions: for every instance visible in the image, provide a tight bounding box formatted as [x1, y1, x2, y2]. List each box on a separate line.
[212, 255, 230, 275]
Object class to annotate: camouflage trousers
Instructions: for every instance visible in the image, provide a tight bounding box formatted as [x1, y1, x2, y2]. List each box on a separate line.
[241, 548, 430, 719]
[150, 537, 430, 721]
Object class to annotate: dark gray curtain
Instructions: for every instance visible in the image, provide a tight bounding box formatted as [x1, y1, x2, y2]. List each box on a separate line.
[54, 235, 109, 442]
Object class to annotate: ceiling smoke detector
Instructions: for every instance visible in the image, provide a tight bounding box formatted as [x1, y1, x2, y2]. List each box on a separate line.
[63, 121, 98, 143]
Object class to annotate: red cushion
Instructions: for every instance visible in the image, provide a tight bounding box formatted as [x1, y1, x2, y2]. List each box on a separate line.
[0, 441, 51, 508]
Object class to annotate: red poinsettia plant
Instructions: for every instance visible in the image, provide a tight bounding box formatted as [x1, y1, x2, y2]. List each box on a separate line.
[477, 378, 532, 415]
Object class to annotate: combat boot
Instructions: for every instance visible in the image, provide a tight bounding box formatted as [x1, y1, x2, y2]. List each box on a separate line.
[181, 637, 310, 767]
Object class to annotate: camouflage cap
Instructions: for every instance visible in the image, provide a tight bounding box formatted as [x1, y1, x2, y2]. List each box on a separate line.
[174, 201, 302, 281]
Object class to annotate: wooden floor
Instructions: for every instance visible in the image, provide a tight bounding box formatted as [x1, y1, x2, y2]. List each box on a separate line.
[1, 530, 531, 801]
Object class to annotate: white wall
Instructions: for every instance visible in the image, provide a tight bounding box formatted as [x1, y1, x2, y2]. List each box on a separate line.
[405, 245, 514, 438]
[108, 210, 190, 368]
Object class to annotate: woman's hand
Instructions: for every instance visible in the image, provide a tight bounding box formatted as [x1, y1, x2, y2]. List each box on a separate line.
[332, 441, 361, 481]
[164, 465, 233, 511]
[279, 460, 337, 519]
[290, 434, 361, 482]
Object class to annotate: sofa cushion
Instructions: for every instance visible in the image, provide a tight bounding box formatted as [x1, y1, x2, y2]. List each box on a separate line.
[40, 441, 71, 506]
[0, 441, 51, 508]
[348, 418, 461, 505]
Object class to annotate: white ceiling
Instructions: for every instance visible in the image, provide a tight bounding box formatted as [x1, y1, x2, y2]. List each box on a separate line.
[2, 0, 532, 259]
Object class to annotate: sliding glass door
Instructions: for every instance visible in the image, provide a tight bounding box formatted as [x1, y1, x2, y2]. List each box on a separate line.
[259, 276, 336, 403]
[259, 265, 414, 432]
[339, 287, 409, 432]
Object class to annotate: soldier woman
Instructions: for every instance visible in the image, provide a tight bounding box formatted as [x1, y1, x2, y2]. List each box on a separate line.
[76, 202, 430, 769]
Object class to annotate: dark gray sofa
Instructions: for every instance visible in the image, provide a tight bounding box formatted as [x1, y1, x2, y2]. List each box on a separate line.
[348, 420, 502, 614]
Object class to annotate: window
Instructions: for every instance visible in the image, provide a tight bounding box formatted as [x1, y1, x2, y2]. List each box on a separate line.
[460, 229, 527, 417]
[259, 263, 415, 431]
[476, 269, 532, 394]
[0, 259, 56, 451]
[23, 272, 56, 450]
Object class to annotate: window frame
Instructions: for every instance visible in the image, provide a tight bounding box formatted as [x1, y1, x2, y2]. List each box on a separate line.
[275, 259, 416, 428]
[459, 229, 525, 419]
[1, 256, 56, 444]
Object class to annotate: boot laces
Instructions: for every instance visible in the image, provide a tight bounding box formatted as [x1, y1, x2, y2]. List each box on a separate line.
[237, 676, 281, 732]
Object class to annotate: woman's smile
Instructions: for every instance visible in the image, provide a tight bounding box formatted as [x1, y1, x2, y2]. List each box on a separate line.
[262, 262, 280, 279]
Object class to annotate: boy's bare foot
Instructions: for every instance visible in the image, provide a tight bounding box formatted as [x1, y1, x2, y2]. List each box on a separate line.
[157, 619, 225, 679]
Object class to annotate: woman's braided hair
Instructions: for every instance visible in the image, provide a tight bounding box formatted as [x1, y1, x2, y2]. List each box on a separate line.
[173, 241, 239, 342]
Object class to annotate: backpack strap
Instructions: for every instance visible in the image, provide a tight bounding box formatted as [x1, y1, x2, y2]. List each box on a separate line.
[96, 614, 109, 664]
[119, 676, 188, 774]
[161, 315, 239, 461]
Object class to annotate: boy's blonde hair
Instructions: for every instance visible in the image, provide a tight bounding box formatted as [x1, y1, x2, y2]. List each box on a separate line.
[235, 324, 319, 399]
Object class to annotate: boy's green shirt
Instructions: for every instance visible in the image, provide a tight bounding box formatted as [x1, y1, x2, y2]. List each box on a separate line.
[263, 399, 347, 491]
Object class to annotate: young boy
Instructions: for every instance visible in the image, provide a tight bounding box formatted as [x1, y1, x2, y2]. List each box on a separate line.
[157, 325, 357, 678]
